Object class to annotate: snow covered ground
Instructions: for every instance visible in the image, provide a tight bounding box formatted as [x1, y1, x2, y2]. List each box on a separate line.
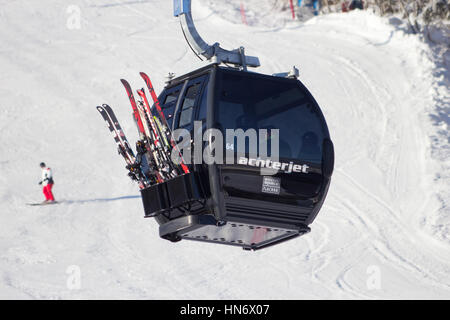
[0, 0, 448, 299]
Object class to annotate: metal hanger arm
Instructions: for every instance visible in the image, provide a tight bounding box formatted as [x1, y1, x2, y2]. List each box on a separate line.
[173, 0, 261, 69]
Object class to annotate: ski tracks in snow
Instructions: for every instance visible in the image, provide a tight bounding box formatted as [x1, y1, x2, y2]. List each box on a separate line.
[313, 18, 450, 296]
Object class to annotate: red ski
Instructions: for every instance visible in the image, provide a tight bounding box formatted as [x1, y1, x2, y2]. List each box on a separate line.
[137, 89, 163, 148]
[139, 72, 190, 174]
[120, 79, 146, 136]
[137, 89, 175, 180]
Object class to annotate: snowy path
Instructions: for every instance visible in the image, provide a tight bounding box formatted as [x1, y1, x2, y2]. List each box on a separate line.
[0, 0, 448, 299]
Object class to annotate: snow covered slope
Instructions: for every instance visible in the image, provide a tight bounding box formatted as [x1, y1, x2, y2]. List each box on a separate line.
[0, 0, 448, 299]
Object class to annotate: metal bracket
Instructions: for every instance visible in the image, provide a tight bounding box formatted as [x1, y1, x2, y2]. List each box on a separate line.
[273, 66, 300, 79]
[173, 0, 260, 70]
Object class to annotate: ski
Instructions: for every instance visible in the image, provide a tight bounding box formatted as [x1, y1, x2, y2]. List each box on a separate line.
[121, 79, 163, 184]
[120, 79, 146, 137]
[97, 106, 134, 164]
[102, 104, 136, 161]
[97, 73, 192, 189]
[137, 90, 175, 180]
[102, 104, 153, 187]
[97, 105, 146, 188]
[140, 72, 190, 174]
[27, 201, 59, 206]
[136, 89, 168, 155]
[154, 115, 169, 148]
[137, 101, 166, 183]
[135, 139, 164, 184]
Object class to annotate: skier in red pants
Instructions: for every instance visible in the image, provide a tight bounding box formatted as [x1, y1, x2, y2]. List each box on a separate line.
[39, 162, 55, 203]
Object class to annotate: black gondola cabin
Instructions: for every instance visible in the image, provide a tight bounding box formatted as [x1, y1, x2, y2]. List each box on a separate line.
[140, 64, 334, 250]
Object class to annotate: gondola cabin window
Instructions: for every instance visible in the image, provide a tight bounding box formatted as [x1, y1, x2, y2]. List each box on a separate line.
[216, 71, 326, 164]
[179, 83, 201, 128]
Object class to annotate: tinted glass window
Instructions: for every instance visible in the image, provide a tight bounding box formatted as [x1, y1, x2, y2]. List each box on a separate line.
[216, 72, 326, 163]
[179, 108, 194, 127]
[164, 90, 180, 105]
[198, 83, 209, 121]
[160, 86, 182, 129]
[182, 84, 200, 110]
[179, 83, 201, 128]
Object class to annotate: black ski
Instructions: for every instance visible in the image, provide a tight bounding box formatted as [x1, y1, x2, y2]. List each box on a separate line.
[97, 105, 146, 187]
[27, 201, 59, 206]
[102, 104, 136, 161]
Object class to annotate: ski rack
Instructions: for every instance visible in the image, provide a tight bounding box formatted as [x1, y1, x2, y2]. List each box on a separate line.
[173, 0, 260, 70]
[140, 172, 206, 219]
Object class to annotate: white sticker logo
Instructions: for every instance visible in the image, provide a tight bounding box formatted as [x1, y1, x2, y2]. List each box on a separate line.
[262, 176, 281, 195]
